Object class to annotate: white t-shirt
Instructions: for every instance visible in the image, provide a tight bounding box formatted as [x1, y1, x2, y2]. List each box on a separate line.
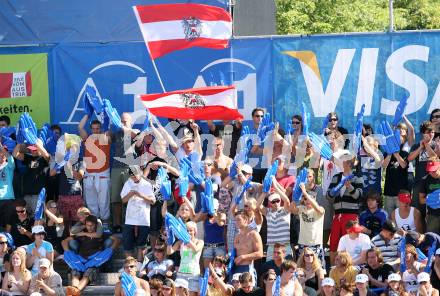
[121, 178, 154, 226]
[298, 205, 324, 246]
[337, 233, 371, 263]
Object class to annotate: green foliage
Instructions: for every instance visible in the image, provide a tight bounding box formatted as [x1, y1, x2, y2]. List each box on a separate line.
[276, 0, 440, 35]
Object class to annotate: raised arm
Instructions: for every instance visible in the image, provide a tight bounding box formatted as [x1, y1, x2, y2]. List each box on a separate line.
[78, 114, 89, 141]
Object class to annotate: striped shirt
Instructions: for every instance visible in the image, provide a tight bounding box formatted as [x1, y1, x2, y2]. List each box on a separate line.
[327, 172, 363, 214]
[371, 233, 402, 263]
[266, 208, 290, 244]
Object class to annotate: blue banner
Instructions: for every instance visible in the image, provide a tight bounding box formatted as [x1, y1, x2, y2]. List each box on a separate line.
[51, 38, 272, 133]
[273, 31, 440, 134]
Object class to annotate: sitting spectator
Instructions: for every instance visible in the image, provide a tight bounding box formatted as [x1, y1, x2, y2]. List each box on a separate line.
[26, 226, 54, 276]
[1, 249, 31, 295]
[321, 277, 336, 296]
[206, 263, 228, 296]
[260, 243, 291, 276]
[43, 201, 65, 258]
[329, 251, 358, 292]
[6, 200, 34, 247]
[149, 277, 163, 296]
[28, 258, 64, 296]
[159, 278, 176, 296]
[405, 230, 440, 255]
[142, 244, 174, 280]
[340, 283, 356, 296]
[265, 260, 302, 296]
[402, 244, 426, 294]
[380, 273, 409, 296]
[0, 233, 11, 282]
[296, 267, 317, 296]
[431, 248, 440, 291]
[370, 220, 401, 268]
[337, 221, 371, 265]
[417, 272, 439, 296]
[65, 215, 110, 296]
[175, 278, 189, 296]
[353, 273, 377, 296]
[296, 247, 325, 291]
[121, 165, 156, 262]
[361, 248, 394, 289]
[167, 221, 204, 296]
[359, 190, 388, 238]
[115, 256, 150, 296]
[260, 269, 276, 290]
[390, 190, 422, 234]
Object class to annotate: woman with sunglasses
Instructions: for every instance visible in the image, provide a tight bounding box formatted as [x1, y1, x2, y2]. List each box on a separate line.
[296, 267, 318, 296]
[324, 112, 348, 140]
[297, 248, 325, 291]
[25, 225, 53, 276]
[44, 200, 65, 259]
[260, 269, 277, 289]
[143, 244, 174, 280]
[380, 273, 409, 296]
[115, 256, 150, 296]
[1, 250, 31, 295]
[6, 200, 34, 248]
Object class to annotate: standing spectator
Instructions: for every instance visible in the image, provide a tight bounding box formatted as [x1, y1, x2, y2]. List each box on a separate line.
[361, 248, 394, 289]
[1, 249, 32, 295]
[324, 112, 349, 139]
[329, 251, 358, 292]
[296, 247, 325, 291]
[78, 115, 111, 227]
[12, 140, 49, 215]
[370, 220, 402, 268]
[110, 112, 138, 233]
[431, 109, 440, 140]
[121, 165, 156, 262]
[26, 225, 54, 276]
[28, 258, 64, 296]
[419, 159, 440, 233]
[327, 155, 363, 265]
[51, 142, 84, 227]
[337, 221, 371, 266]
[167, 221, 204, 296]
[0, 146, 15, 231]
[359, 190, 388, 238]
[6, 200, 34, 247]
[115, 256, 151, 296]
[290, 181, 325, 267]
[358, 136, 383, 196]
[390, 190, 423, 234]
[209, 136, 234, 180]
[248, 107, 267, 183]
[206, 119, 242, 159]
[382, 135, 409, 216]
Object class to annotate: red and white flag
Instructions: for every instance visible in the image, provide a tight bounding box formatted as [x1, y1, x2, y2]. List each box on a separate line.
[133, 4, 232, 59]
[0, 72, 32, 98]
[139, 85, 242, 120]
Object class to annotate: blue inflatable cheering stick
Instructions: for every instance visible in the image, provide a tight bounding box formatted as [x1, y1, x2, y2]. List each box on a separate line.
[392, 96, 408, 127]
[226, 249, 236, 274]
[378, 121, 401, 154]
[257, 113, 275, 142]
[424, 241, 437, 273]
[121, 272, 136, 296]
[19, 113, 38, 145]
[201, 179, 215, 215]
[309, 132, 333, 160]
[103, 99, 123, 129]
[352, 104, 365, 154]
[426, 188, 440, 209]
[321, 116, 329, 135]
[158, 167, 172, 201]
[165, 213, 191, 244]
[200, 268, 209, 296]
[262, 160, 279, 193]
[301, 102, 310, 136]
[234, 177, 253, 205]
[399, 237, 406, 273]
[83, 85, 104, 115]
[273, 275, 281, 296]
[34, 188, 46, 221]
[178, 159, 190, 197]
[292, 168, 308, 203]
[329, 174, 354, 196]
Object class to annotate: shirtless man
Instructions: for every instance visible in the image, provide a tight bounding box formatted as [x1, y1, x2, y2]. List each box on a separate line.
[231, 210, 263, 280]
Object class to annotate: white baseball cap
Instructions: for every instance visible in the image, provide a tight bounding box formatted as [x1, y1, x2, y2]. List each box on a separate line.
[388, 273, 401, 282]
[355, 274, 369, 284]
[241, 164, 253, 174]
[175, 278, 189, 289]
[32, 225, 45, 234]
[232, 273, 241, 282]
[417, 272, 430, 283]
[435, 248, 440, 256]
[322, 277, 335, 287]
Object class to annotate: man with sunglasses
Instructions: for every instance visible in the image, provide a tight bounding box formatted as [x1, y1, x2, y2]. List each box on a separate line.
[6, 199, 34, 247]
[248, 107, 267, 183]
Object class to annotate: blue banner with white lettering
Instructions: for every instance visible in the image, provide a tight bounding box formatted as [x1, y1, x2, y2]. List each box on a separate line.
[273, 31, 440, 133]
[51, 38, 272, 132]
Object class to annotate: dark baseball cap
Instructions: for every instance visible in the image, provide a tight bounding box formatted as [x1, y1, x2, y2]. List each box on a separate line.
[406, 230, 421, 246]
[382, 220, 398, 233]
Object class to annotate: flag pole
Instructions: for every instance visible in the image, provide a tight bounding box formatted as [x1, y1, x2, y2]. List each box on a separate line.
[133, 6, 167, 93]
[228, 0, 235, 95]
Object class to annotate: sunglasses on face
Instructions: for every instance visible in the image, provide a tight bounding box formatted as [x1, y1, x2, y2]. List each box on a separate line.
[125, 265, 136, 269]
[292, 121, 301, 125]
[204, 163, 213, 166]
[270, 200, 280, 204]
[0, 241, 7, 245]
[304, 253, 313, 258]
[253, 114, 264, 118]
[16, 210, 25, 214]
[432, 115, 440, 119]
[330, 118, 338, 122]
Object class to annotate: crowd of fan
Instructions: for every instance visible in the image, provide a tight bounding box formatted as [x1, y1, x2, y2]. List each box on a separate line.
[0, 106, 440, 296]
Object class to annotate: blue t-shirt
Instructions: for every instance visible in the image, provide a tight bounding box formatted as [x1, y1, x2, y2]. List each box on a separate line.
[0, 155, 15, 200]
[27, 240, 54, 275]
[359, 208, 388, 237]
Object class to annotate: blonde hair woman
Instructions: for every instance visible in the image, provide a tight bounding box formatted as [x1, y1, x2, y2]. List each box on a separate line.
[329, 251, 358, 291]
[1, 250, 32, 295]
[115, 256, 150, 296]
[297, 247, 325, 290]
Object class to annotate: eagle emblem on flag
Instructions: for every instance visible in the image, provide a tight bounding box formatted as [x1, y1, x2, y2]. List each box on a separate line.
[182, 17, 202, 41]
[181, 93, 206, 109]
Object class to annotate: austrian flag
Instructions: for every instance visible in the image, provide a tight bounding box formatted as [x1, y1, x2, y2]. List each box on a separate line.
[139, 86, 243, 120]
[0, 72, 32, 98]
[133, 4, 232, 59]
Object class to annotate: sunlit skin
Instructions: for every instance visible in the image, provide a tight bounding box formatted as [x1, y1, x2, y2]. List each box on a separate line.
[182, 139, 195, 154]
[120, 113, 132, 128]
[0, 236, 8, 255]
[178, 204, 191, 221]
[90, 123, 101, 135]
[389, 281, 400, 292]
[322, 285, 335, 296]
[252, 110, 264, 128]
